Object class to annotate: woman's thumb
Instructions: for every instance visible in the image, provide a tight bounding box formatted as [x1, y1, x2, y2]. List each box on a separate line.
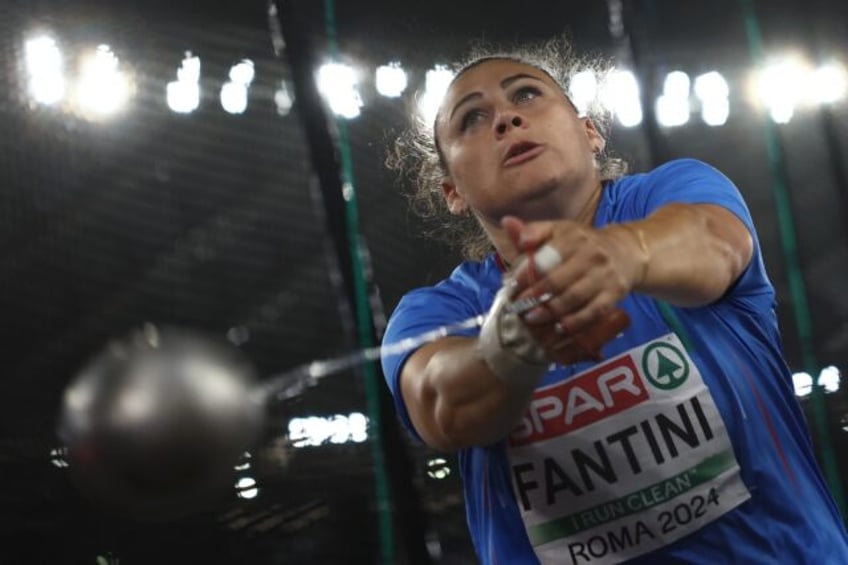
[501, 216, 526, 249]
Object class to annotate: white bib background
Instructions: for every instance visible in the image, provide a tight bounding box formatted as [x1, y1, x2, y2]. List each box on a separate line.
[507, 334, 750, 564]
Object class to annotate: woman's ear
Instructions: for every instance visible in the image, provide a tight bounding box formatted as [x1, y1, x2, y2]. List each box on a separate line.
[442, 180, 468, 215]
[583, 118, 606, 154]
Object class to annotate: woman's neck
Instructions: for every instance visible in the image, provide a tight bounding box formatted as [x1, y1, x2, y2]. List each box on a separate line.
[488, 180, 604, 268]
[573, 181, 603, 225]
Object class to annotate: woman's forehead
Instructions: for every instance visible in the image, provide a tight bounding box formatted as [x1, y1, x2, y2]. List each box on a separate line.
[449, 59, 554, 97]
[436, 59, 559, 123]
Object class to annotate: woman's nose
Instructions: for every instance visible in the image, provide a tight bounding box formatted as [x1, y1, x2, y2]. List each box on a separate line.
[495, 114, 523, 137]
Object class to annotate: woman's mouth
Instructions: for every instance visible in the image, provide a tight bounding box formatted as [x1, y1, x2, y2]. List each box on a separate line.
[503, 142, 545, 167]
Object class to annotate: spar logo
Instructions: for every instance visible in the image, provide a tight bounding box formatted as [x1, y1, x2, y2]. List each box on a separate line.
[641, 342, 689, 391]
[510, 355, 649, 446]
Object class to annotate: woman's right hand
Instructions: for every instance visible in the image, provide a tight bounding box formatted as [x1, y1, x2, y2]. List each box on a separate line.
[501, 217, 630, 365]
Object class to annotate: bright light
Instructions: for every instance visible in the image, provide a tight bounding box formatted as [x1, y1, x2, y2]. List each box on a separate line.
[316, 62, 363, 119]
[695, 71, 729, 100]
[177, 54, 200, 83]
[24, 35, 65, 105]
[793, 372, 813, 397]
[75, 45, 131, 118]
[818, 366, 841, 393]
[235, 476, 258, 499]
[756, 56, 807, 124]
[694, 71, 730, 126]
[664, 71, 690, 98]
[656, 71, 690, 128]
[274, 81, 294, 116]
[288, 412, 369, 448]
[220, 82, 248, 114]
[167, 53, 201, 114]
[376, 62, 408, 98]
[50, 447, 69, 468]
[700, 99, 730, 127]
[809, 63, 847, 105]
[234, 451, 252, 471]
[656, 96, 689, 127]
[793, 367, 842, 396]
[229, 59, 255, 86]
[417, 65, 455, 125]
[600, 69, 642, 127]
[426, 457, 451, 480]
[167, 81, 199, 114]
[347, 412, 369, 443]
[569, 70, 598, 116]
[219, 60, 254, 115]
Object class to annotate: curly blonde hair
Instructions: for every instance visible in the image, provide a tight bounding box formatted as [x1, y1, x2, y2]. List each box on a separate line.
[387, 38, 628, 261]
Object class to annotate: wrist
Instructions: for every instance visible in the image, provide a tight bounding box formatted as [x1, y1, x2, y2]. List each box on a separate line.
[477, 286, 549, 386]
[613, 223, 651, 290]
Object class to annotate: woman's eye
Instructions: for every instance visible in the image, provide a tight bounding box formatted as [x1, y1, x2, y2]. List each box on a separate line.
[460, 109, 485, 131]
[513, 86, 541, 103]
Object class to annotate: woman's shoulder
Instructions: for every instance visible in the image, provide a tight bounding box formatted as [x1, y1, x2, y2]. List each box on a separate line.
[607, 158, 729, 200]
[398, 256, 499, 304]
[616, 158, 717, 187]
[436, 256, 501, 296]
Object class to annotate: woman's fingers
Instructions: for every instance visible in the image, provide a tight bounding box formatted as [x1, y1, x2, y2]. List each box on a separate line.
[511, 222, 632, 326]
[502, 216, 554, 252]
[523, 308, 631, 366]
[524, 323, 589, 365]
[501, 216, 526, 260]
[503, 219, 634, 365]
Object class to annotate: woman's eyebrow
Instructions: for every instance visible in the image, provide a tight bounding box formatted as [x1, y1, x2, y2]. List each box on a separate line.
[499, 73, 544, 89]
[448, 73, 546, 121]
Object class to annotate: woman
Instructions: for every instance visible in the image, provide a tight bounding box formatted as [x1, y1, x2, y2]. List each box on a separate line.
[381, 42, 848, 564]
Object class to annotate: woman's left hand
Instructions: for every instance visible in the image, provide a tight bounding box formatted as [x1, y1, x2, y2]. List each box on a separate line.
[503, 215, 646, 337]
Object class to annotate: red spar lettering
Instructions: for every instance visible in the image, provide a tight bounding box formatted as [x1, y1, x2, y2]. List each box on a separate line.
[510, 355, 649, 446]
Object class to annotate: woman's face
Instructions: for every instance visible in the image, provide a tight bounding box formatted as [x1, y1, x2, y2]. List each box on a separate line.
[435, 59, 605, 222]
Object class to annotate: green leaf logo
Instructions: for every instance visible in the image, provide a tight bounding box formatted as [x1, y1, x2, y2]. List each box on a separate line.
[642, 342, 689, 390]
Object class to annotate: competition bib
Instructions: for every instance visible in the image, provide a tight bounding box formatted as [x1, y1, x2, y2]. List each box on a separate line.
[507, 333, 750, 564]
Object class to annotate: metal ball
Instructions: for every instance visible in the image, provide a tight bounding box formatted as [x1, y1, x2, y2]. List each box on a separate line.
[57, 326, 265, 521]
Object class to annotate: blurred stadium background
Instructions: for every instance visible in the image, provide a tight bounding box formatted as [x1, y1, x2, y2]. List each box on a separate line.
[0, 0, 846, 563]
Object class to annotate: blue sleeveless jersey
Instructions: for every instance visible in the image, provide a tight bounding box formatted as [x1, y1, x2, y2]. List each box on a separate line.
[382, 159, 848, 564]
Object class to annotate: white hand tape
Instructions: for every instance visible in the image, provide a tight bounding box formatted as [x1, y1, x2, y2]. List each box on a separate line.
[477, 286, 549, 384]
[532, 244, 562, 274]
[510, 243, 562, 283]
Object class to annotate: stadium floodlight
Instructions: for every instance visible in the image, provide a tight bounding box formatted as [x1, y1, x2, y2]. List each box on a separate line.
[167, 53, 201, 114]
[417, 65, 455, 125]
[75, 44, 131, 118]
[220, 82, 248, 115]
[656, 71, 691, 128]
[274, 81, 294, 116]
[376, 62, 408, 98]
[229, 59, 255, 86]
[24, 35, 65, 105]
[818, 366, 841, 393]
[219, 60, 255, 115]
[316, 62, 363, 119]
[569, 70, 598, 117]
[426, 457, 451, 480]
[808, 63, 847, 105]
[235, 476, 258, 499]
[288, 412, 369, 448]
[694, 71, 730, 126]
[792, 372, 813, 397]
[756, 56, 806, 124]
[600, 69, 642, 127]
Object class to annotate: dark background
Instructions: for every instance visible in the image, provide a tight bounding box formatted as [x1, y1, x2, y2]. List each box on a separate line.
[0, 0, 847, 563]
